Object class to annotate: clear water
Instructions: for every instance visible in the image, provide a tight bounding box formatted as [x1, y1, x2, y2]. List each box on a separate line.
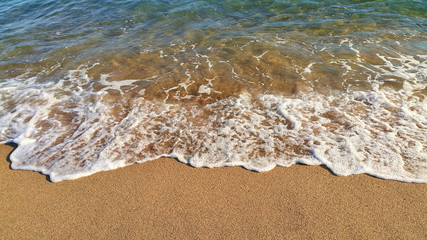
[0, 0, 426, 182]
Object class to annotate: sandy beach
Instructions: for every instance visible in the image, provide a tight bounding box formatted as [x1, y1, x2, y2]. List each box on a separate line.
[0, 143, 426, 239]
[2, 1, 426, 239]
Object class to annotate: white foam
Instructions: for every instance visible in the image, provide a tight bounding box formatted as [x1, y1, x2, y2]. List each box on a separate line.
[253, 51, 268, 63]
[2, 82, 426, 182]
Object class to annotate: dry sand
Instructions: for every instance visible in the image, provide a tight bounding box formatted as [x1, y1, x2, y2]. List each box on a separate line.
[0, 143, 426, 239]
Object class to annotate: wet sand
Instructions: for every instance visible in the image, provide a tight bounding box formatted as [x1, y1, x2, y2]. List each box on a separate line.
[0, 143, 426, 239]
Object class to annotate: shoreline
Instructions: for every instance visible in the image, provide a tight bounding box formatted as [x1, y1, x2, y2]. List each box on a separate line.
[1, 143, 426, 239]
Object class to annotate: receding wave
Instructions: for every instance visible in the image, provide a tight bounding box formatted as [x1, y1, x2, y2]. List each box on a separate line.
[1, 41, 426, 182]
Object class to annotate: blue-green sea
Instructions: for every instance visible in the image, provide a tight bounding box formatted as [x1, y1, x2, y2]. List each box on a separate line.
[0, 0, 426, 182]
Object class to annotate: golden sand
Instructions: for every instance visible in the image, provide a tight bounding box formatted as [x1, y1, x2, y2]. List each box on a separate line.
[0, 144, 426, 239]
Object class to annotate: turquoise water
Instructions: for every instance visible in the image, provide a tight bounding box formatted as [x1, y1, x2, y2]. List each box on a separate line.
[2, 0, 425, 80]
[0, 0, 426, 182]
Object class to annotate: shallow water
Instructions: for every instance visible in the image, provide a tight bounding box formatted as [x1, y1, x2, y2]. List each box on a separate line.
[0, 0, 426, 182]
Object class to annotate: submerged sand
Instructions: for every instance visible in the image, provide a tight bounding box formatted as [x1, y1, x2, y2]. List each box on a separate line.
[0, 144, 426, 239]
